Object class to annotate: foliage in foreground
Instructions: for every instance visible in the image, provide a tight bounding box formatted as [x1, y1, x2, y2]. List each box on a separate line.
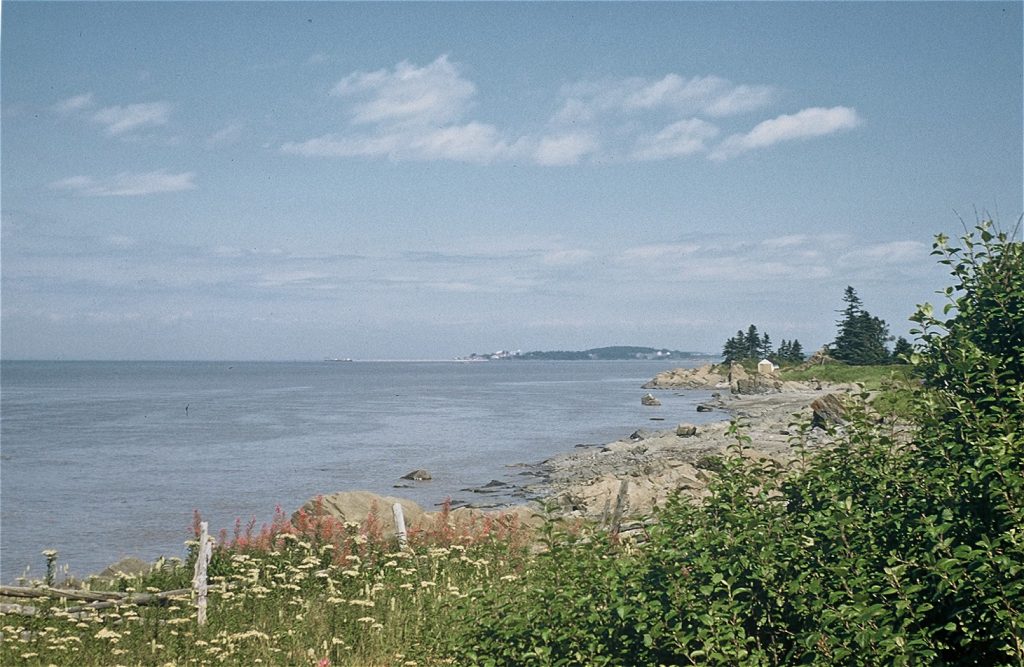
[1, 224, 1020, 666]
[451, 223, 1023, 665]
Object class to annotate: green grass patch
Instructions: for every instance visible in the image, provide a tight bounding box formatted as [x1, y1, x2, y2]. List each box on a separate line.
[779, 362, 915, 390]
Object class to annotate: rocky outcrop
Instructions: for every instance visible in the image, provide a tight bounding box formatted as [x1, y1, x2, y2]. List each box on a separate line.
[401, 469, 432, 481]
[641, 393, 662, 406]
[810, 393, 848, 429]
[730, 362, 782, 395]
[642, 364, 727, 389]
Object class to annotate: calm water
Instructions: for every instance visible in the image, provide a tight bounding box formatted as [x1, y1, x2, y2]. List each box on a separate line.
[0, 359, 719, 581]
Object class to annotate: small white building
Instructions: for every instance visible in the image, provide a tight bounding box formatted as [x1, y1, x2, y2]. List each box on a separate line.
[757, 358, 777, 375]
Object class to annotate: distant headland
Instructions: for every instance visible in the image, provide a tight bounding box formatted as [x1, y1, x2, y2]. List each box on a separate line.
[457, 346, 713, 361]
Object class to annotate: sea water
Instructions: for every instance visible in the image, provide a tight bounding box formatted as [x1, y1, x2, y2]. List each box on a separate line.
[0, 359, 720, 581]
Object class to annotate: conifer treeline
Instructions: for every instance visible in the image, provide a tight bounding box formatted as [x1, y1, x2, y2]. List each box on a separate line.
[721, 324, 805, 364]
[721, 286, 914, 366]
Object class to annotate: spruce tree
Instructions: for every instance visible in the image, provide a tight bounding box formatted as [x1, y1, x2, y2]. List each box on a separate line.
[832, 286, 891, 365]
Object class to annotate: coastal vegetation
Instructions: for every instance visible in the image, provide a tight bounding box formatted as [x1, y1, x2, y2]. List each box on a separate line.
[2, 223, 1020, 665]
[721, 325, 805, 365]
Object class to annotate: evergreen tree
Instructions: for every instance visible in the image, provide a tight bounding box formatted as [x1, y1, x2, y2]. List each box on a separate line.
[777, 339, 792, 363]
[892, 336, 913, 363]
[832, 286, 892, 364]
[789, 339, 805, 362]
[721, 331, 745, 363]
[760, 333, 773, 359]
[745, 324, 760, 360]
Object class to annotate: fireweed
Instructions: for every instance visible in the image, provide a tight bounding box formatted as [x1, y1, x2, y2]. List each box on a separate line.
[1, 499, 535, 666]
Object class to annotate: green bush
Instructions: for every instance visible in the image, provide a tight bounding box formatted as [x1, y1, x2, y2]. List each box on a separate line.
[452, 223, 1023, 666]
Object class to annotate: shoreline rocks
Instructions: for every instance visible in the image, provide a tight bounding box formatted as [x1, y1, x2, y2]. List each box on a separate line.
[296, 373, 859, 539]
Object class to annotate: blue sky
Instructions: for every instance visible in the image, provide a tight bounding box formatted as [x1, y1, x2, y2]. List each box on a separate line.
[2, 2, 1021, 361]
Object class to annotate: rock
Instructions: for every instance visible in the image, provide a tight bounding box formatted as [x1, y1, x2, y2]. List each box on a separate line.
[675, 423, 698, 437]
[630, 429, 655, 441]
[728, 362, 749, 393]
[641, 393, 661, 406]
[810, 393, 848, 429]
[642, 364, 726, 389]
[696, 403, 715, 412]
[98, 557, 153, 579]
[295, 491, 426, 534]
[401, 469, 432, 481]
[731, 362, 782, 394]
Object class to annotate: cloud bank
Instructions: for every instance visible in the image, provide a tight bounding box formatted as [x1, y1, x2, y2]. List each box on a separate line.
[284, 56, 861, 165]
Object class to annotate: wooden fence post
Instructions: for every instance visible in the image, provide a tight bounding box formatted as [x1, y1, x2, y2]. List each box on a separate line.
[610, 479, 629, 536]
[392, 503, 408, 550]
[192, 521, 213, 626]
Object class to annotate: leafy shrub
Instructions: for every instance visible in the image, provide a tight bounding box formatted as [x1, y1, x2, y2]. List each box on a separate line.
[452, 223, 1023, 665]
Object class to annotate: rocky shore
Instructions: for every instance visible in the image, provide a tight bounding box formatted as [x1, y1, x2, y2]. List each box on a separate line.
[299, 364, 857, 535]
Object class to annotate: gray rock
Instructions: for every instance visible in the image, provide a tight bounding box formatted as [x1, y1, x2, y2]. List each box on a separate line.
[401, 469, 433, 481]
[641, 393, 662, 406]
[675, 423, 698, 437]
[810, 393, 847, 429]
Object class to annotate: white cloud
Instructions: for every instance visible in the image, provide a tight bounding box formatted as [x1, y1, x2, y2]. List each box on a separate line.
[287, 56, 858, 166]
[92, 102, 171, 136]
[710, 106, 862, 160]
[54, 93, 95, 113]
[838, 241, 929, 266]
[331, 55, 475, 127]
[541, 249, 595, 266]
[407, 123, 512, 163]
[49, 170, 196, 197]
[631, 118, 720, 160]
[534, 133, 598, 166]
[621, 243, 701, 262]
[206, 122, 245, 147]
[284, 56, 515, 164]
[554, 74, 775, 124]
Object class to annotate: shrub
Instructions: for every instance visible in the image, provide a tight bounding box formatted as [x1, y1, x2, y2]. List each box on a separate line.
[453, 223, 1023, 665]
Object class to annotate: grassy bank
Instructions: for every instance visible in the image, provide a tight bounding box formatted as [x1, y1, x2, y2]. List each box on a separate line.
[778, 362, 915, 390]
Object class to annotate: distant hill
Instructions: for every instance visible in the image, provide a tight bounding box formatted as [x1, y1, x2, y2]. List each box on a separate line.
[462, 346, 711, 361]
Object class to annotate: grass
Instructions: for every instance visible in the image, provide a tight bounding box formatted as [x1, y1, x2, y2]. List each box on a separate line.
[778, 362, 915, 391]
[0, 502, 537, 666]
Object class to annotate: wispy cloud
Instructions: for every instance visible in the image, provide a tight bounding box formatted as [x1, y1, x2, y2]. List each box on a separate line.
[49, 170, 196, 197]
[710, 106, 862, 161]
[92, 102, 172, 136]
[206, 122, 245, 147]
[285, 56, 860, 166]
[533, 133, 599, 166]
[631, 119, 720, 160]
[553, 74, 775, 123]
[284, 55, 515, 163]
[53, 92, 95, 114]
[331, 54, 475, 127]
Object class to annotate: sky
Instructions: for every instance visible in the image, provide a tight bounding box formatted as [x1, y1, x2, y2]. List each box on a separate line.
[2, 2, 1021, 361]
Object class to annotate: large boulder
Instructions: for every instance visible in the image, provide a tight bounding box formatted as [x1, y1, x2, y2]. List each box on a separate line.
[295, 491, 426, 534]
[730, 362, 782, 395]
[810, 393, 848, 429]
[642, 364, 726, 389]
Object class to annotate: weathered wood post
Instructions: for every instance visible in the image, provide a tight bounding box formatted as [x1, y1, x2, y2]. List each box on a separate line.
[610, 479, 629, 536]
[192, 521, 213, 626]
[392, 503, 408, 550]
